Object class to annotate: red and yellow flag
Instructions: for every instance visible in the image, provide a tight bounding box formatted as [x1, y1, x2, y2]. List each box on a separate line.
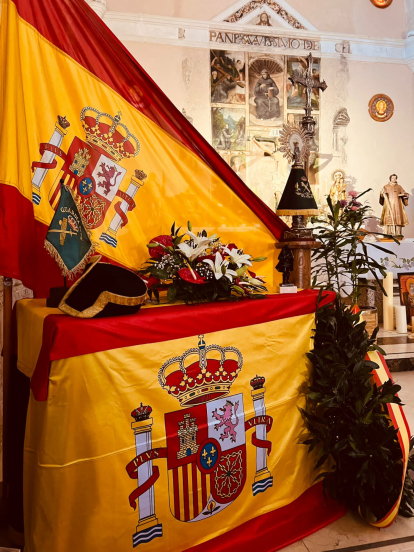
[0, 0, 286, 297]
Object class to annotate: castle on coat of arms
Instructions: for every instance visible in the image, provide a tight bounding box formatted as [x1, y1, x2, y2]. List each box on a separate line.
[177, 414, 199, 459]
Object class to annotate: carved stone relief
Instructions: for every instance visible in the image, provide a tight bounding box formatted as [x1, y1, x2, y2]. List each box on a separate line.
[223, 1, 306, 30]
[182, 58, 194, 87]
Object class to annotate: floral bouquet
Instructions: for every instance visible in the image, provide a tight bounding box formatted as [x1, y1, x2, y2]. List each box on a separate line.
[139, 222, 267, 304]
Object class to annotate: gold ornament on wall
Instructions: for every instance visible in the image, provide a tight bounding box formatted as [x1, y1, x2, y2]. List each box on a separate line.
[368, 94, 394, 122]
[370, 0, 393, 8]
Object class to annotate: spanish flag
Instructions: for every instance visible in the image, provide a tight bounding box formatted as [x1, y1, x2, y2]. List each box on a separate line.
[0, 0, 286, 297]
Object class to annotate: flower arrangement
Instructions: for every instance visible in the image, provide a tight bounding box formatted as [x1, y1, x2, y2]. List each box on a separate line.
[139, 222, 267, 304]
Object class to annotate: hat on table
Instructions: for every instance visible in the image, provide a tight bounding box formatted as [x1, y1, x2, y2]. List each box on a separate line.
[59, 256, 147, 318]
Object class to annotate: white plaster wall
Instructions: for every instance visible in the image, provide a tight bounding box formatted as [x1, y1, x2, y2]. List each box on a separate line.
[107, 0, 407, 39]
[125, 39, 414, 237]
[320, 58, 414, 236]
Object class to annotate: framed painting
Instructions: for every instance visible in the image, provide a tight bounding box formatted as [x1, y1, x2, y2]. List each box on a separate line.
[398, 272, 414, 323]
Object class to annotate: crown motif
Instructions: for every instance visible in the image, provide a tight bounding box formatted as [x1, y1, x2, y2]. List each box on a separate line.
[158, 335, 243, 408]
[250, 375, 265, 390]
[80, 107, 140, 162]
[131, 403, 153, 422]
[57, 115, 70, 130]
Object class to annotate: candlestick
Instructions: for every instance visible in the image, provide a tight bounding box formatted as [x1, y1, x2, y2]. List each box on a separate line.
[383, 272, 394, 331]
[395, 305, 407, 334]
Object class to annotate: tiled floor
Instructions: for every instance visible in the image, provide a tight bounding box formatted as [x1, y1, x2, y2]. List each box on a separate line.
[284, 371, 414, 552]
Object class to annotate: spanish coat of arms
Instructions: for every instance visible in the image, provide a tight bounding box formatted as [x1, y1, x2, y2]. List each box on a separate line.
[31, 108, 147, 249]
[125, 336, 274, 547]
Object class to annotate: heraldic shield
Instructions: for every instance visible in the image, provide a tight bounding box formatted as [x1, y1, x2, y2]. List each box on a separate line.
[165, 393, 246, 522]
[126, 336, 273, 548]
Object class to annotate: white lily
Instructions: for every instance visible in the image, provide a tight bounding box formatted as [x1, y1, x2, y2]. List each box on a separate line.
[187, 230, 216, 249]
[223, 247, 252, 268]
[177, 241, 209, 262]
[203, 252, 237, 281]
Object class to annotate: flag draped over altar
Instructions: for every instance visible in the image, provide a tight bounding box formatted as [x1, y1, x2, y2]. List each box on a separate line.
[0, 0, 287, 297]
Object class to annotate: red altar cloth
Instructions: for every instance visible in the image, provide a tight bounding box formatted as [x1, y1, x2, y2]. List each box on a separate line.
[30, 290, 334, 401]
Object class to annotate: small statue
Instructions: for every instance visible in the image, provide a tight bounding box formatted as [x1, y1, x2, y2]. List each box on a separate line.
[293, 141, 301, 166]
[276, 245, 294, 286]
[380, 174, 409, 237]
[329, 170, 347, 205]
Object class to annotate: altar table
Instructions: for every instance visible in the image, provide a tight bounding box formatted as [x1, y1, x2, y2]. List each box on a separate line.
[17, 292, 345, 552]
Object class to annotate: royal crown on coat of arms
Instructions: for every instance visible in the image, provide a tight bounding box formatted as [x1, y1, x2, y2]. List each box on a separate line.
[158, 335, 243, 407]
[80, 107, 140, 162]
[131, 403, 153, 422]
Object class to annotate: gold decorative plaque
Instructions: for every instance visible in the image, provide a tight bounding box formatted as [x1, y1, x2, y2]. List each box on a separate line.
[370, 0, 393, 8]
[368, 94, 394, 123]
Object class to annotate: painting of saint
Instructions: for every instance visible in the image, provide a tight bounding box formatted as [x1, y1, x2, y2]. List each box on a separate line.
[248, 54, 284, 127]
[398, 274, 414, 323]
[212, 108, 246, 151]
[210, 50, 246, 104]
[287, 57, 321, 111]
[256, 12, 272, 26]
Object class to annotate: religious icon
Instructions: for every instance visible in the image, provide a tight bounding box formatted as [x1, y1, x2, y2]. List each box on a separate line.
[279, 123, 310, 168]
[256, 12, 272, 26]
[370, 0, 393, 8]
[368, 94, 394, 122]
[248, 54, 284, 126]
[380, 174, 409, 237]
[210, 50, 246, 104]
[212, 107, 246, 151]
[287, 55, 325, 111]
[329, 169, 347, 205]
[287, 113, 320, 151]
[398, 273, 414, 323]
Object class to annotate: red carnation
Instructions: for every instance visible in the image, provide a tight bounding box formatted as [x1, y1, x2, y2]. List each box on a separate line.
[226, 243, 238, 251]
[148, 235, 173, 259]
[178, 268, 206, 284]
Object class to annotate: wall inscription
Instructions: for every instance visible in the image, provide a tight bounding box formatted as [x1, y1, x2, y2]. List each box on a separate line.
[209, 31, 320, 51]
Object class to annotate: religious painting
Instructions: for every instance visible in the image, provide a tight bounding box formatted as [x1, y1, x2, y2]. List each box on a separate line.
[286, 56, 321, 111]
[368, 94, 394, 122]
[370, 0, 393, 7]
[212, 107, 246, 151]
[248, 54, 284, 127]
[210, 50, 246, 105]
[286, 113, 319, 151]
[398, 273, 414, 323]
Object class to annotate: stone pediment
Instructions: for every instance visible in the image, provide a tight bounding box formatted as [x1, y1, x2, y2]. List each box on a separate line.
[212, 0, 317, 31]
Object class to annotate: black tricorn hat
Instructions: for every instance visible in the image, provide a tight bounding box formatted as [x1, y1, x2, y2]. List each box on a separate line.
[276, 166, 319, 216]
[59, 256, 147, 318]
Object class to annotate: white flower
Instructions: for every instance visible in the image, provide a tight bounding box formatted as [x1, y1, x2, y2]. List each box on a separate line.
[177, 241, 209, 262]
[203, 252, 237, 281]
[223, 247, 252, 268]
[187, 230, 216, 249]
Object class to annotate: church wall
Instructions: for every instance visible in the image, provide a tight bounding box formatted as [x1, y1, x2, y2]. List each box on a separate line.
[107, 0, 407, 39]
[125, 38, 414, 238]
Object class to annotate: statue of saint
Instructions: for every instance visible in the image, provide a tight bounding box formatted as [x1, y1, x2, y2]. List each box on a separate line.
[329, 171, 347, 205]
[276, 245, 294, 286]
[380, 174, 409, 237]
